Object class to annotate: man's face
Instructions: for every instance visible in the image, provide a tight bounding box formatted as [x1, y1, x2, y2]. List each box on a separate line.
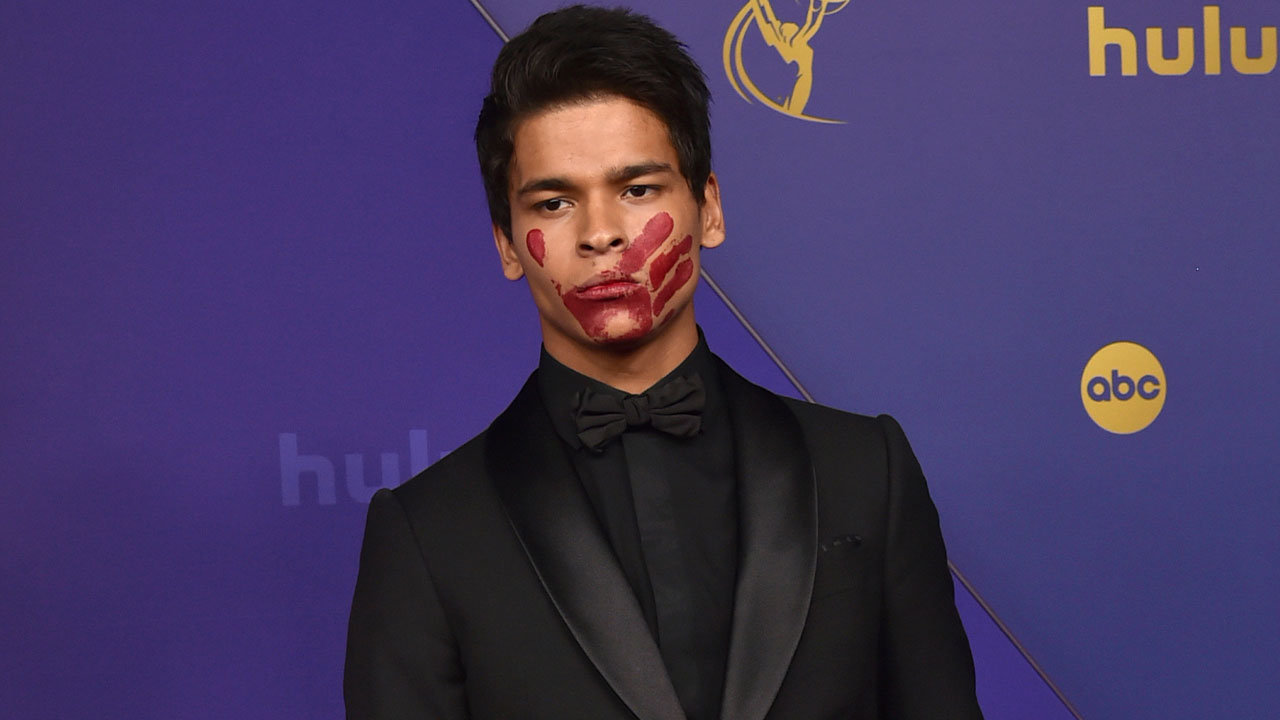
[494, 96, 724, 355]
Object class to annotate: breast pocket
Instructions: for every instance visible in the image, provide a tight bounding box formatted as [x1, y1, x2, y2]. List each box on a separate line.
[812, 533, 865, 600]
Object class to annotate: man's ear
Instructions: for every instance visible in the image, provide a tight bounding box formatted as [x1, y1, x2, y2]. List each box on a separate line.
[493, 224, 526, 280]
[698, 172, 726, 249]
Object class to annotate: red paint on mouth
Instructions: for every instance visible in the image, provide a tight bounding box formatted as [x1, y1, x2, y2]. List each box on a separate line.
[560, 284, 653, 342]
[526, 229, 546, 267]
[574, 280, 642, 301]
[649, 234, 692, 289]
[652, 258, 693, 317]
[574, 269, 633, 291]
[550, 212, 693, 342]
[619, 212, 674, 274]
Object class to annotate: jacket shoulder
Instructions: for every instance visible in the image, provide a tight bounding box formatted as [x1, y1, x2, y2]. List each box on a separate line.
[388, 430, 492, 519]
[780, 395, 894, 450]
[776, 395, 923, 507]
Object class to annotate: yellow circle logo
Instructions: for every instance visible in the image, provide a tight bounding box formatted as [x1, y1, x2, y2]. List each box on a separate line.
[1080, 341, 1166, 434]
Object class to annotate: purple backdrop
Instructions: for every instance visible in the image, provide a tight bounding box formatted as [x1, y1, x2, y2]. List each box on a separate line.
[3, 1, 1276, 718]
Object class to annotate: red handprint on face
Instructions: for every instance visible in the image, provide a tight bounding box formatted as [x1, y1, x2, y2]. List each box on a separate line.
[526, 229, 546, 266]
[649, 236, 694, 316]
[544, 212, 697, 342]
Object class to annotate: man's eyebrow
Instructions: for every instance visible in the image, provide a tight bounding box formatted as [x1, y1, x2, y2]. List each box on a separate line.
[515, 176, 574, 197]
[607, 162, 674, 184]
[514, 162, 675, 197]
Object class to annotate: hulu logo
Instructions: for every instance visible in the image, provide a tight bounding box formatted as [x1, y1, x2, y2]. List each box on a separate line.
[279, 430, 446, 505]
[1089, 6, 1276, 76]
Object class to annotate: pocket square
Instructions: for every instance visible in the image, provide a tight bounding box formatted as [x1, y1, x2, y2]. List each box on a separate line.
[819, 534, 862, 553]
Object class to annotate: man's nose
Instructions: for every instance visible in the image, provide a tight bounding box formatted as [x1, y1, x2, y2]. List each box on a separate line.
[578, 204, 629, 256]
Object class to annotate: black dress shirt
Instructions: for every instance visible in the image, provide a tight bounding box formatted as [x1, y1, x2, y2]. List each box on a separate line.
[537, 336, 737, 720]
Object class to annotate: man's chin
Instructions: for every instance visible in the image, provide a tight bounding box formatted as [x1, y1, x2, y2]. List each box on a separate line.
[583, 309, 690, 351]
[586, 322, 651, 347]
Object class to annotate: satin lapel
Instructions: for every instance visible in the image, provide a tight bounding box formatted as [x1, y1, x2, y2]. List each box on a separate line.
[716, 360, 818, 720]
[485, 375, 686, 720]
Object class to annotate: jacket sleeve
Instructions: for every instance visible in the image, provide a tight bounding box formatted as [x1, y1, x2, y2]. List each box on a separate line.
[345, 488, 469, 719]
[876, 415, 984, 719]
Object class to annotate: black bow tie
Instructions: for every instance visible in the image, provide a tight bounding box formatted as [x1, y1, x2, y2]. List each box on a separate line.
[572, 374, 705, 451]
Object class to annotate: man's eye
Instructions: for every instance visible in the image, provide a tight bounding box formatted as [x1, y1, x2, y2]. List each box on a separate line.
[624, 186, 654, 198]
[538, 198, 566, 212]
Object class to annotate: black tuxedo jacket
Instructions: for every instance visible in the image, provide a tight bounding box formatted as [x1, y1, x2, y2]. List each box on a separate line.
[345, 358, 982, 719]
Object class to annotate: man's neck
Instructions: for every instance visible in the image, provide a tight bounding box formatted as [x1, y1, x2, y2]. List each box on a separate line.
[542, 309, 699, 394]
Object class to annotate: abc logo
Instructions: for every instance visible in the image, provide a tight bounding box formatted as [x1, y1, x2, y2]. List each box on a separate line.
[1080, 341, 1166, 434]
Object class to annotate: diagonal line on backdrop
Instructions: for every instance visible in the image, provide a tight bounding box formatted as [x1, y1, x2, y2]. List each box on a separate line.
[465, 2, 1083, 718]
[469, 0, 510, 41]
[698, 269, 813, 401]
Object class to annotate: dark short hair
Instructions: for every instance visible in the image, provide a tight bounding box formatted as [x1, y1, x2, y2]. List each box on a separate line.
[475, 5, 712, 241]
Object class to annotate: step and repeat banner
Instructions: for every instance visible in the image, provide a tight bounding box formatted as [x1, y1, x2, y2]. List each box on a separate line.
[3, 2, 1276, 719]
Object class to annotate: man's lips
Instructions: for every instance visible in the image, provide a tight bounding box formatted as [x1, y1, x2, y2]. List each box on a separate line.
[572, 280, 642, 301]
[572, 272, 642, 300]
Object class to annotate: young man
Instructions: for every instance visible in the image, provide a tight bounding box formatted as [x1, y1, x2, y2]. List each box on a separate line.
[345, 6, 982, 719]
